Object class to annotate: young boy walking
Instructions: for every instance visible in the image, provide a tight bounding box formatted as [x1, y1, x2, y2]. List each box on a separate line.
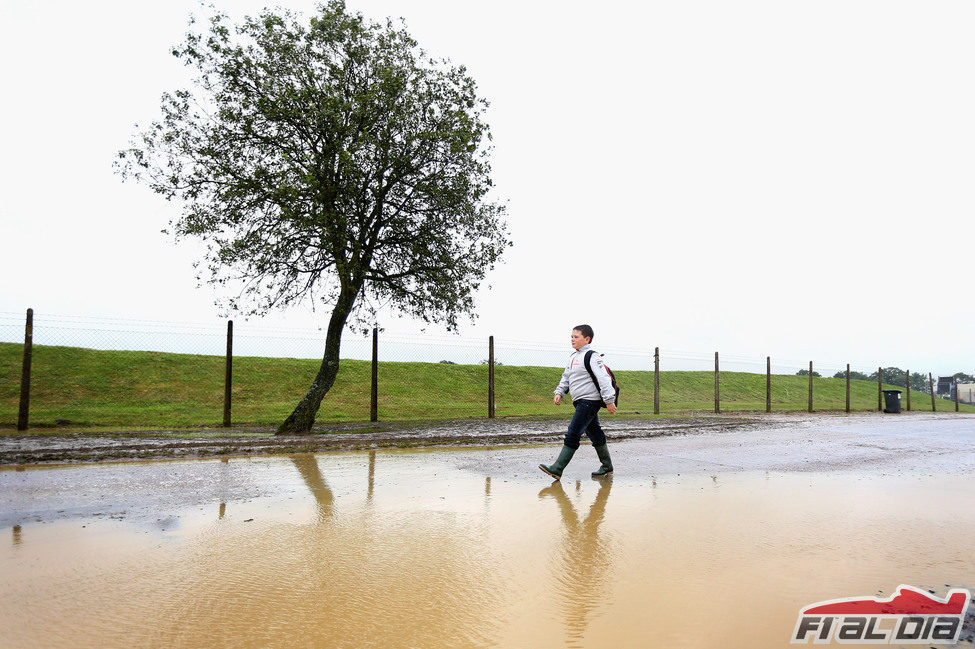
[539, 324, 616, 480]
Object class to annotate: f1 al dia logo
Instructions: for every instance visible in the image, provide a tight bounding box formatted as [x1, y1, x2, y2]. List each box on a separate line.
[792, 584, 971, 645]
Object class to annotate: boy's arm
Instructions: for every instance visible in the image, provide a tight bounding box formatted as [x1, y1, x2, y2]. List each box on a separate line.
[554, 365, 570, 404]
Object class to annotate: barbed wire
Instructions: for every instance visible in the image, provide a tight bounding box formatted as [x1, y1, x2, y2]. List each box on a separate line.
[0, 310, 956, 374]
[3, 310, 970, 429]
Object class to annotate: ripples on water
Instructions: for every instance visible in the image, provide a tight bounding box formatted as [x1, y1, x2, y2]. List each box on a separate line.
[2, 453, 974, 648]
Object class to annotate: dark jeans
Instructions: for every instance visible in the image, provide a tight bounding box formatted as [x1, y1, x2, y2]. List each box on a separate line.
[564, 399, 607, 449]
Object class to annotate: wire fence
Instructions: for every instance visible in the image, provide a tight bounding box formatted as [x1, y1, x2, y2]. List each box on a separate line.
[1, 310, 972, 430]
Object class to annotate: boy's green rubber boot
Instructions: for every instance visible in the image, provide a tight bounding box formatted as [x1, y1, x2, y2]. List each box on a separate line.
[539, 445, 576, 480]
[592, 444, 614, 477]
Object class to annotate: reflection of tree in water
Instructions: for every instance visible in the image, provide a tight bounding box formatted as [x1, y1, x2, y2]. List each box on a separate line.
[69, 452, 508, 648]
[290, 454, 334, 520]
[539, 478, 614, 648]
[272, 452, 501, 646]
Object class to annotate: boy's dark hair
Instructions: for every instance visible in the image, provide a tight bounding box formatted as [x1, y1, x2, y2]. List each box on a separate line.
[573, 324, 594, 342]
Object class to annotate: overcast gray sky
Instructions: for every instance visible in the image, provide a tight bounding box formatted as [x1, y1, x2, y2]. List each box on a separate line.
[1, 0, 972, 374]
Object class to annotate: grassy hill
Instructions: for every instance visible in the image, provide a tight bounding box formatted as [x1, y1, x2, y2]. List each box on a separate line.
[1, 342, 971, 430]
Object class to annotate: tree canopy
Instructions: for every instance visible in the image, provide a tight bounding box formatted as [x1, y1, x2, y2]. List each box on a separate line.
[832, 367, 936, 393]
[118, 1, 509, 432]
[831, 369, 871, 381]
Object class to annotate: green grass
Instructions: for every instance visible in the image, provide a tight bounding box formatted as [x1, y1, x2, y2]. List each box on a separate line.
[1, 342, 971, 430]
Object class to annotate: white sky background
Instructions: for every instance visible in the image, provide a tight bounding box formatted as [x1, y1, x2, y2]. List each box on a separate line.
[0, 0, 972, 375]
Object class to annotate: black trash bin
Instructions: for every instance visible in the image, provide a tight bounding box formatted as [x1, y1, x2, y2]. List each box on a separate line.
[883, 389, 902, 413]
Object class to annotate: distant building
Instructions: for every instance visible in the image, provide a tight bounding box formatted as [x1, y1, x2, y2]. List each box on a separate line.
[957, 383, 975, 405]
[936, 376, 955, 397]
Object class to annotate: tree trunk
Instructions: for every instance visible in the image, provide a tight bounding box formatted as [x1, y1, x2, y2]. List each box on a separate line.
[277, 289, 357, 434]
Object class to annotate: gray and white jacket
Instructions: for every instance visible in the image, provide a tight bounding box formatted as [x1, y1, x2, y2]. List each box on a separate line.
[554, 344, 616, 404]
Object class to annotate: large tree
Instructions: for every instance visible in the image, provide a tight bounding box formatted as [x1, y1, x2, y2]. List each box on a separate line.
[118, 2, 509, 433]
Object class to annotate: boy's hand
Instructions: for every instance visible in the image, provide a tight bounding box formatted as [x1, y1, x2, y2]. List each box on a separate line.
[554, 394, 562, 405]
[607, 403, 617, 414]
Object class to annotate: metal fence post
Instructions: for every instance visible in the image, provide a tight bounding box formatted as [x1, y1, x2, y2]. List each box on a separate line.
[845, 364, 851, 413]
[766, 356, 771, 413]
[653, 347, 660, 415]
[714, 352, 720, 414]
[929, 373, 935, 412]
[488, 336, 495, 418]
[877, 367, 883, 412]
[17, 308, 33, 431]
[223, 320, 233, 427]
[808, 361, 814, 413]
[906, 370, 911, 411]
[371, 328, 378, 422]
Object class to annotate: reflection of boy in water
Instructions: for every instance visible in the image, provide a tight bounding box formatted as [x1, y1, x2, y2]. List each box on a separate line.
[540, 324, 615, 480]
[538, 479, 614, 644]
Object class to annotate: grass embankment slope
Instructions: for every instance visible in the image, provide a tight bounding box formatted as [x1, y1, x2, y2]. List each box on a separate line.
[1, 343, 971, 430]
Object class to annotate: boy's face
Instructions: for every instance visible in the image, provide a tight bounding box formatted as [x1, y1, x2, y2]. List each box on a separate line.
[571, 329, 590, 350]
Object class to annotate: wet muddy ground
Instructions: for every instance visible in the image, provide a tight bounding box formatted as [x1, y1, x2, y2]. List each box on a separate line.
[4, 411, 969, 466]
[2, 413, 974, 648]
[0, 413, 774, 465]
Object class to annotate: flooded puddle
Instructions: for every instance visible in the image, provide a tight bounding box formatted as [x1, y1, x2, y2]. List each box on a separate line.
[2, 446, 974, 648]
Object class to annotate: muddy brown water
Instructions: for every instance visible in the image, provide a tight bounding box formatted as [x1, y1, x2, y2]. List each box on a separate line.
[2, 414, 974, 648]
